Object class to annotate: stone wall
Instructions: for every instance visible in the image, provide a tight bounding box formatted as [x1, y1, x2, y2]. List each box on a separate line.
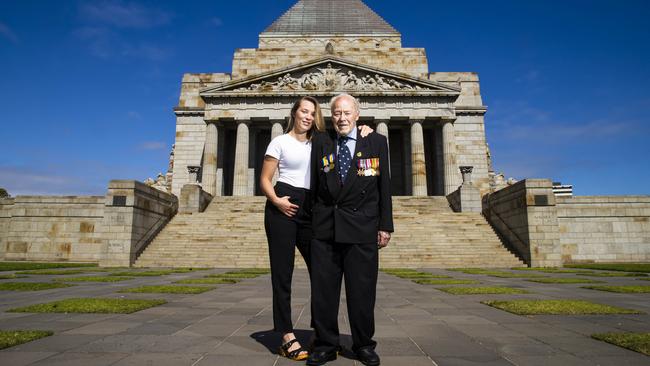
[234, 36, 429, 79]
[557, 196, 650, 263]
[1, 196, 106, 262]
[0, 181, 177, 265]
[482, 179, 562, 267]
[454, 114, 490, 193]
[172, 115, 207, 196]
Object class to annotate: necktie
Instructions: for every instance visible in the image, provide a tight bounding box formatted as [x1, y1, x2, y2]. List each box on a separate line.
[338, 136, 351, 184]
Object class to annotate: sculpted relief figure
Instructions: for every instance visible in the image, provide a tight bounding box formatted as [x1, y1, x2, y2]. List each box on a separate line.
[277, 74, 300, 90]
[301, 72, 322, 90]
[233, 66, 431, 92]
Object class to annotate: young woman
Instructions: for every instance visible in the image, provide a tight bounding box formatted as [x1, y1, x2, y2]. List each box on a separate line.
[260, 96, 372, 361]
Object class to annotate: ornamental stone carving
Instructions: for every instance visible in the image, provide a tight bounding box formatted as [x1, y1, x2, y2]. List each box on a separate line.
[234, 63, 430, 92]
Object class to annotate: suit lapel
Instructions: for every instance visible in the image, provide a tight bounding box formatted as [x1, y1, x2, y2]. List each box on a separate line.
[322, 137, 341, 199]
[338, 135, 368, 199]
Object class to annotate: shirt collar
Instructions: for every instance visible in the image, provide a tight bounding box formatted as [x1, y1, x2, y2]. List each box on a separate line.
[339, 126, 357, 141]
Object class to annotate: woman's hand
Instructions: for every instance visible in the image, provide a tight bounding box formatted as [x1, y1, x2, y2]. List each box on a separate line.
[358, 124, 374, 137]
[274, 196, 299, 217]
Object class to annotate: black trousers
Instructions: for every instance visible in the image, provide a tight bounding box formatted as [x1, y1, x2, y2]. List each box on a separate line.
[311, 238, 378, 352]
[264, 182, 313, 334]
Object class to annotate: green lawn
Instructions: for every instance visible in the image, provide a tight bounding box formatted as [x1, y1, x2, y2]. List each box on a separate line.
[447, 269, 543, 278]
[391, 273, 451, 279]
[206, 273, 260, 279]
[228, 269, 270, 274]
[565, 263, 650, 273]
[591, 332, 650, 356]
[488, 272, 546, 278]
[15, 269, 93, 275]
[0, 330, 53, 350]
[8, 298, 167, 314]
[511, 267, 594, 274]
[109, 270, 177, 277]
[53, 276, 135, 282]
[582, 285, 650, 293]
[436, 286, 530, 295]
[381, 268, 419, 274]
[446, 268, 493, 274]
[414, 279, 480, 285]
[483, 299, 642, 315]
[119, 285, 216, 294]
[0, 282, 73, 291]
[174, 278, 238, 284]
[526, 278, 604, 284]
[0, 274, 25, 280]
[577, 271, 648, 277]
[0, 262, 97, 272]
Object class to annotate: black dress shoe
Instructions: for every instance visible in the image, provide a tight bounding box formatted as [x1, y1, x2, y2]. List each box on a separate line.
[356, 347, 380, 366]
[306, 349, 337, 366]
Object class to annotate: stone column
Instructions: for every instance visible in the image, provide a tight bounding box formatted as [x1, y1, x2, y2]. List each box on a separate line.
[442, 120, 460, 195]
[376, 120, 389, 141]
[270, 121, 284, 185]
[201, 122, 218, 196]
[232, 120, 250, 196]
[410, 120, 427, 196]
[376, 120, 390, 176]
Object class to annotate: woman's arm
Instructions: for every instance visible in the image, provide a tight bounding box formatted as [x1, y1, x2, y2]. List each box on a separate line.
[260, 156, 299, 217]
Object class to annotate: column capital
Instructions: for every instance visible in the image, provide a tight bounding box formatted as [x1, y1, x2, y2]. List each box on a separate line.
[204, 120, 222, 127]
[440, 116, 457, 124]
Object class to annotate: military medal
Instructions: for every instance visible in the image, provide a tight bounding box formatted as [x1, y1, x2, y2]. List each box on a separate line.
[356, 152, 362, 157]
[322, 154, 335, 173]
[357, 158, 380, 176]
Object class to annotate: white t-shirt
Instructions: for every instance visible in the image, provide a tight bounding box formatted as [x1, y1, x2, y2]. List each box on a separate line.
[265, 134, 312, 189]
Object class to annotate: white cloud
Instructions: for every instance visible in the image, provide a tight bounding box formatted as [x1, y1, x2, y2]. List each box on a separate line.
[0, 21, 19, 43]
[0, 166, 106, 196]
[515, 69, 539, 83]
[73, 26, 172, 61]
[79, 1, 172, 29]
[138, 141, 167, 151]
[127, 111, 142, 120]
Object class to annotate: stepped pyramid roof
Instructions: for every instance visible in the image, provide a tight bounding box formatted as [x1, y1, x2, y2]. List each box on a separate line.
[262, 0, 399, 35]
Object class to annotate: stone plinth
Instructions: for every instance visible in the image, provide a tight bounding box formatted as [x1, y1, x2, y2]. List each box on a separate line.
[447, 166, 481, 213]
[0, 197, 14, 260]
[100, 180, 178, 267]
[180, 184, 213, 214]
[482, 179, 561, 267]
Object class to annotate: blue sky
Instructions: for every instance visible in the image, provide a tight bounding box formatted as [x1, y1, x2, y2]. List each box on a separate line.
[1, 0, 649, 196]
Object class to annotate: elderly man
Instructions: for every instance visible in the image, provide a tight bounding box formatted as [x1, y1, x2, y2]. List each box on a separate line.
[307, 93, 393, 366]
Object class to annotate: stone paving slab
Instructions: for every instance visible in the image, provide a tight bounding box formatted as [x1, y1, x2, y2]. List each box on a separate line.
[0, 268, 648, 365]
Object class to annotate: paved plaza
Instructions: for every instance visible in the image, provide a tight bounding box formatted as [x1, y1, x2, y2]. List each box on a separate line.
[0, 268, 648, 366]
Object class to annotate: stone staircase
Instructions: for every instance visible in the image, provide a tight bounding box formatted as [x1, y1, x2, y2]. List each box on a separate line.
[134, 196, 524, 268]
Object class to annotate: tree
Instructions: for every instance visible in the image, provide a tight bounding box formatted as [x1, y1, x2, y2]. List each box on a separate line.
[0, 188, 9, 198]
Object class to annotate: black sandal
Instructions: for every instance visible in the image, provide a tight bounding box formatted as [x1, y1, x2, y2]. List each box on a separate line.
[279, 338, 309, 361]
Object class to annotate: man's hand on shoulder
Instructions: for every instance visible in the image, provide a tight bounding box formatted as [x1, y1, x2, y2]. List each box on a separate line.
[377, 230, 391, 249]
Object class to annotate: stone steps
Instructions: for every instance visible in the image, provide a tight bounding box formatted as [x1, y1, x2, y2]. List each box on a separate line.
[135, 196, 524, 268]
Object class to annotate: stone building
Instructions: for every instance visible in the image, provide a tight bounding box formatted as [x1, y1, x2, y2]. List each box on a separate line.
[1, 0, 648, 268]
[172, 0, 490, 198]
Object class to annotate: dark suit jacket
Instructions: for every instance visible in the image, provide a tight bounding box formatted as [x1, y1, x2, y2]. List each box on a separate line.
[310, 130, 393, 243]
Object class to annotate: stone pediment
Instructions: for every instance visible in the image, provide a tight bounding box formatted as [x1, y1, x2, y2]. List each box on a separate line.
[201, 56, 460, 97]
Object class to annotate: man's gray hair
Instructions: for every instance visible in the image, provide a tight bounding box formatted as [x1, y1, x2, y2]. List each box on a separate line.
[330, 93, 360, 113]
